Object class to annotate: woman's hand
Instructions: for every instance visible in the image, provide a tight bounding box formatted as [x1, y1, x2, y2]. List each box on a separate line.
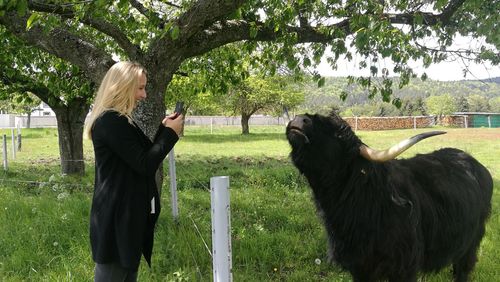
[162, 114, 184, 136]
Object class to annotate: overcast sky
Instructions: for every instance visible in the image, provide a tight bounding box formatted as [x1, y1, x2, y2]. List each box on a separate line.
[315, 56, 500, 82]
[315, 35, 500, 82]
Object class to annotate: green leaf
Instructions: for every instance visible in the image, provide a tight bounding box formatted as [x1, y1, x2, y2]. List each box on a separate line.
[16, 0, 27, 16]
[171, 25, 180, 40]
[392, 98, 402, 109]
[249, 22, 258, 38]
[26, 13, 40, 31]
[317, 77, 325, 87]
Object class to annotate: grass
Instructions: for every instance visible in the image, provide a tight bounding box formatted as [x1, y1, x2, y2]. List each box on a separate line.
[0, 125, 498, 281]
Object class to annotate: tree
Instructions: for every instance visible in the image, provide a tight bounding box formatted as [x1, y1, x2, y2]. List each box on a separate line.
[225, 76, 303, 134]
[425, 94, 458, 121]
[0, 90, 41, 128]
[490, 97, 500, 113]
[467, 94, 490, 112]
[0, 28, 94, 175]
[1, 0, 497, 178]
[455, 95, 469, 112]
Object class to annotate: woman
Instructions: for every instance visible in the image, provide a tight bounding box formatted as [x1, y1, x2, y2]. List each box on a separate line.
[84, 61, 183, 281]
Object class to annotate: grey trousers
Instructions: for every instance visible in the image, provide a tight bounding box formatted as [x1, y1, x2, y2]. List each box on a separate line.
[94, 263, 138, 282]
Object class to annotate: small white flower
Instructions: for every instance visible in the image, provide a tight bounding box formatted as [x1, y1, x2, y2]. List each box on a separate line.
[315, 258, 321, 265]
[32, 208, 37, 214]
[57, 192, 69, 200]
[53, 241, 59, 247]
[61, 213, 68, 221]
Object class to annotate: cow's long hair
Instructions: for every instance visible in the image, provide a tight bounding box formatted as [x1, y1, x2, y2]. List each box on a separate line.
[286, 112, 492, 282]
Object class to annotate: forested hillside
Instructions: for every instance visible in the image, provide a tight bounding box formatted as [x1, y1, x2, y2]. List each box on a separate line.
[299, 77, 500, 117]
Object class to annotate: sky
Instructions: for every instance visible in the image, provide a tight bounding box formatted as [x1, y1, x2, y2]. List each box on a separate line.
[315, 56, 500, 82]
[315, 35, 500, 82]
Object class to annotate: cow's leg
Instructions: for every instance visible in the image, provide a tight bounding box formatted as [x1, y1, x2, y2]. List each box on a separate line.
[351, 269, 376, 282]
[452, 226, 484, 282]
[452, 247, 479, 282]
[388, 270, 418, 282]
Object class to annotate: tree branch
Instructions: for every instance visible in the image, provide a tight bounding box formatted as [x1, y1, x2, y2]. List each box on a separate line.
[388, 0, 467, 26]
[178, 0, 245, 34]
[28, 0, 142, 59]
[0, 12, 114, 83]
[183, 19, 350, 59]
[183, 0, 467, 60]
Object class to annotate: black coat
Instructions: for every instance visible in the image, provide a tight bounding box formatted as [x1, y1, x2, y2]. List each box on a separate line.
[90, 110, 178, 271]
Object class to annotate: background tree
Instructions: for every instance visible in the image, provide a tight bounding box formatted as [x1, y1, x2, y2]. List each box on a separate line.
[224, 76, 304, 134]
[425, 94, 458, 122]
[0, 90, 41, 128]
[490, 97, 500, 113]
[467, 94, 490, 112]
[455, 95, 469, 112]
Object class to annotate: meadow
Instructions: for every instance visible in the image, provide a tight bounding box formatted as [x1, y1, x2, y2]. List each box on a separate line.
[0, 125, 498, 281]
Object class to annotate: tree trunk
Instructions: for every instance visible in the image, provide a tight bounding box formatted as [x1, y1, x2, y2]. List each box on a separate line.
[133, 62, 177, 195]
[53, 98, 89, 175]
[241, 113, 251, 134]
[27, 112, 31, 128]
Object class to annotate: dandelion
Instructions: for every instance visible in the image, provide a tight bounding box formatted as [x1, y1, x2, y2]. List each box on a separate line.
[57, 192, 69, 200]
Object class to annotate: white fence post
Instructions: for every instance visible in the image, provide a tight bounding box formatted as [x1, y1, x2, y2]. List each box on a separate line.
[168, 148, 179, 220]
[211, 176, 232, 282]
[3, 135, 7, 171]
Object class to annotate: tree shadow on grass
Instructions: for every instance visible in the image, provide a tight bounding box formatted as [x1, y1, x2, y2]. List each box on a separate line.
[183, 132, 287, 144]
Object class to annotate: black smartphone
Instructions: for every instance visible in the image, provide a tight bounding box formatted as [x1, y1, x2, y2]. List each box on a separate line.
[174, 101, 184, 116]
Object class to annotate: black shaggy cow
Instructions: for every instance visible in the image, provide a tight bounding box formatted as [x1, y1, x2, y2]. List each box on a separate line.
[286, 112, 492, 282]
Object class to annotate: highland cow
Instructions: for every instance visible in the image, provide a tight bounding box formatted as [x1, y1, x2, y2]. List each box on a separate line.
[286, 112, 492, 282]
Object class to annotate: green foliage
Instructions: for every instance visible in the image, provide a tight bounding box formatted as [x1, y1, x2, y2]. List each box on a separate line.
[467, 94, 490, 112]
[0, 91, 41, 115]
[224, 75, 304, 117]
[490, 97, 500, 112]
[425, 94, 457, 116]
[295, 76, 500, 117]
[0, 27, 93, 107]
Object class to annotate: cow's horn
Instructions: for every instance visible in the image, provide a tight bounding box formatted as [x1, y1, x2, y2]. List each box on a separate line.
[359, 131, 446, 162]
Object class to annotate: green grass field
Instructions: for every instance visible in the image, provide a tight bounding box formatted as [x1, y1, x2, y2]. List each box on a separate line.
[0, 125, 498, 281]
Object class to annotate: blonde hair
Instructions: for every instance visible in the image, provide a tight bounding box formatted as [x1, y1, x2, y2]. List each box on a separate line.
[84, 61, 147, 140]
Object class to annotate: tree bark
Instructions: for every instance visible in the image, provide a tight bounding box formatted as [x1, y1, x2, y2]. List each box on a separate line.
[52, 98, 89, 175]
[241, 113, 250, 134]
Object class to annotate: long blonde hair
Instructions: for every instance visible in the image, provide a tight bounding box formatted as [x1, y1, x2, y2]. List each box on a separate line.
[84, 61, 147, 140]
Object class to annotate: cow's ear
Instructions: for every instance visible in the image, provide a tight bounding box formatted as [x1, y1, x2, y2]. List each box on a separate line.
[328, 109, 338, 118]
[328, 106, 341, 118]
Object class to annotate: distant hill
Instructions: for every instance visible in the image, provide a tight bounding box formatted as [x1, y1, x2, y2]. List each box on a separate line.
[299, 76, 500, 115]
[478, 77, 500, 84]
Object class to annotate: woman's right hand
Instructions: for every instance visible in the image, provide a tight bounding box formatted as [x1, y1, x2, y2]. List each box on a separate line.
[162, 114, 184, 136]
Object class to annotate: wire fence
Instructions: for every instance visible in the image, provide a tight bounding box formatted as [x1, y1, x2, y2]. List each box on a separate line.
[0, 152, 222, 281]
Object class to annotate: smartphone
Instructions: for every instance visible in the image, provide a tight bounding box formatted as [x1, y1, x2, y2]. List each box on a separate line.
[174, 101, 184, 117]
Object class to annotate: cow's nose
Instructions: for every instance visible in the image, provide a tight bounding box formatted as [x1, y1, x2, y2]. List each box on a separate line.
[288, 115, 310, 129]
